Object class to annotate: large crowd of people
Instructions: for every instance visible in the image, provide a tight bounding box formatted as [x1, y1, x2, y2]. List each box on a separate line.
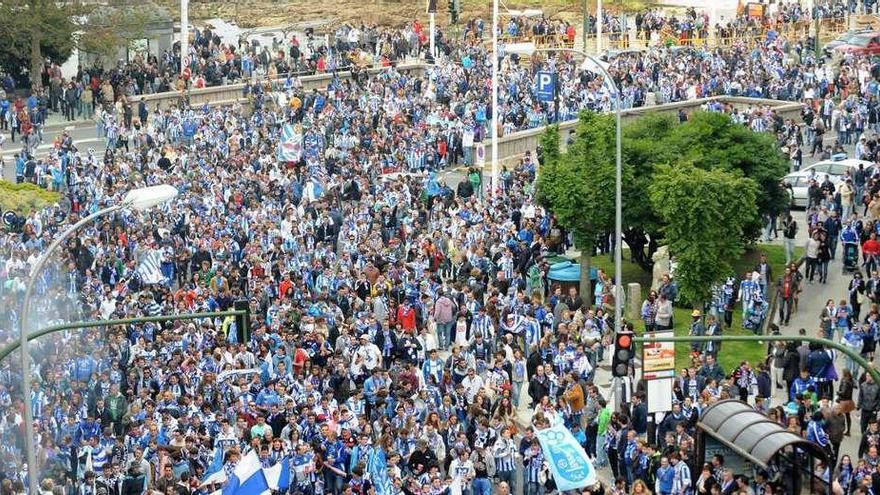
[5, 2, 880, 495]
[496, 17, 880, 137]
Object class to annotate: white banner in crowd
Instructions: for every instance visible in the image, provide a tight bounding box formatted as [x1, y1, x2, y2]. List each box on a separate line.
[535, 423, 598, 491]
[136, 249, 165, 284]
[476, 143, 486, 166]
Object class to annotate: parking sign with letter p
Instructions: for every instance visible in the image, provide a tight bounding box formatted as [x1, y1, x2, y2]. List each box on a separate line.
[536, 71, 555, 103]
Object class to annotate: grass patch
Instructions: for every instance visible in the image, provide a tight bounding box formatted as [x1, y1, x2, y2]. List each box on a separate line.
[591, 244, 804, 373]
[0, 180, 60, 214]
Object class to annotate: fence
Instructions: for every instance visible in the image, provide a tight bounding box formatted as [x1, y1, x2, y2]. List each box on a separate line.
[498, 33, 575, 50]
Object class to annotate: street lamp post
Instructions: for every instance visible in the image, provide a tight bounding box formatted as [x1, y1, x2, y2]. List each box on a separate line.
[19, 185, 177, 494]
[181, 0, 189, 75]
[501, 43, 623, 338]
[491, 0, 500, 195]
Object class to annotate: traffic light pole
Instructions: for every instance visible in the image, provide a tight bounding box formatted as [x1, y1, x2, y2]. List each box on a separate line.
[632, 334, 880, 385]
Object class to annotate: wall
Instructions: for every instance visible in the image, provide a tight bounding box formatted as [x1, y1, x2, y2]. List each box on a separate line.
[495, 96, 805, 162]
[137, 62, 429, 110]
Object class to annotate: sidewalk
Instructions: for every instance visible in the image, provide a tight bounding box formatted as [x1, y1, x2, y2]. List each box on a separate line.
[42, 111, 94, 130]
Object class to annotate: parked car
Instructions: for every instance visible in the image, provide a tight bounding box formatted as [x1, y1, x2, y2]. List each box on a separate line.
[801, 156, 874, 178]
[782, 156, 873, 208]
[824, 29, 874, 57]
[782, 171, 841, 208]
[831, 32, 880, 56]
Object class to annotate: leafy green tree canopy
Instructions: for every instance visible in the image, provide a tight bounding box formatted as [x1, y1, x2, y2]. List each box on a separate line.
[537, 111, 633, 298]
[0, 0, 77, 89]
[649, 163, 759, 305]
[634, 111, 789, 218]
[0, 0, 159, 89]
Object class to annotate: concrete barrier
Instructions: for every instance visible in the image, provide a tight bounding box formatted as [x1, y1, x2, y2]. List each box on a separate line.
[495, 96, 804, 162]
[137, 62, 429, 111]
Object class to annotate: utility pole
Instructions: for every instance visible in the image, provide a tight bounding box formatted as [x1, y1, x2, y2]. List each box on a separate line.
[491, 0, 499, 194]
[596, 0, 603, 53]
[582, 0, 588, 51]
[810, 0, 821, 57]
[428, 0, 437, 59]
[180, 0, 189, 75]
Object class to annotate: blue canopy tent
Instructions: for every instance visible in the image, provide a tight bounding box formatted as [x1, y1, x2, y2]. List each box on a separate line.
[547, 259, 598, 295]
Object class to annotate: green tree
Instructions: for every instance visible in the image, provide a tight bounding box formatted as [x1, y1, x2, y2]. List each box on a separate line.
[620, 112, 677, 269]
[538, 124, 561, 167]
[0, 0, 77, 90]
[617, 111, 788, 269]
[77, 5, 155, 65]
[649, 163, 759, 306]
[0, 0, 160, 89]
[660, 111, 788, 226]
[537, 111, 631, 300]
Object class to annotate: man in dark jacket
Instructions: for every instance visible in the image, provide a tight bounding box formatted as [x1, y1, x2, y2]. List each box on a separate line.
[696, 355, 725, 384]
[806, 344, 833, 398]
[527, 365, 550, 407]
[121, 465, 146, 495]
[825, 404, 846, 466]
[407, 439, 438, 474]
[859, 372, 880, 434]
[456, 179, 473, 199]
[630, 393, 648, 436]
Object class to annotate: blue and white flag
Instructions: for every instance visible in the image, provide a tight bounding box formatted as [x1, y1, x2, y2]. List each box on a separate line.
[263, 456, 291, 491]
[277, 124, 303, 162]
[217, 368, 260, 384]
[222, 450, 270, 495]
[204, 447, 225, 479]
[137, 249, 165, 285]
[534, 423, 597, 491]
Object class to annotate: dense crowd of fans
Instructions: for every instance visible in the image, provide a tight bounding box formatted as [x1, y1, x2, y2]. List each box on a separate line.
[4, 3, 880, 495]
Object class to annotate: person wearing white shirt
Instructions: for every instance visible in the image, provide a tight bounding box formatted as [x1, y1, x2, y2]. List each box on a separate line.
[355, 335, 382, 372]
[100, 293, 117, 320]
[461, 368, 484, 402]
[448, 449, 475, 495]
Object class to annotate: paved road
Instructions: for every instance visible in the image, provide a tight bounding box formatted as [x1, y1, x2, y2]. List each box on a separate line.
[0, 117, 102, 181]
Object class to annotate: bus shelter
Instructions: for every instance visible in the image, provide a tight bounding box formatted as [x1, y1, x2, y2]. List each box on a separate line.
[696, 400, 830, 494]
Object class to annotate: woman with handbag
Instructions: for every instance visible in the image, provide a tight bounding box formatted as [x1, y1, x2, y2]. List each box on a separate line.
[837, 368, 856, 436]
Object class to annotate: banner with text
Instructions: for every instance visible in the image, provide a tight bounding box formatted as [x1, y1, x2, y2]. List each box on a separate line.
[535, 423, 598, 491]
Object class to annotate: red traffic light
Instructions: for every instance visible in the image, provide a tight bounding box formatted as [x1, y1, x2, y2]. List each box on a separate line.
[616, 334, 632, 348]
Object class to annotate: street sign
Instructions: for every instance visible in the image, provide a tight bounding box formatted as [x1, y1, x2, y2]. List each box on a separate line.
[642, 330, 675, 379]
[535, 71, 555, 103]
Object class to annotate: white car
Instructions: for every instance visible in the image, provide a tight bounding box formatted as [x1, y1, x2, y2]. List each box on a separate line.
[783, 156, 873, 208]
[782, 171, 840, 208]
[800, 156, 874, 179]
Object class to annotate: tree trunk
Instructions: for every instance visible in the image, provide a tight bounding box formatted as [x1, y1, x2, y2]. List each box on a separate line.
[579, 248, 592, 309]
[624, 228, 652, 272]
[30, 26, 43, 91]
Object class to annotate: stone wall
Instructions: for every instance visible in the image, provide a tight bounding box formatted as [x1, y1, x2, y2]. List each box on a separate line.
[138, 62, 429, 110]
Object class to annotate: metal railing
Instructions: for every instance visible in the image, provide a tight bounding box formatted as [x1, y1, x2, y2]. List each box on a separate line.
[2, 309, 248, 363]
[634, 334, 880, 385]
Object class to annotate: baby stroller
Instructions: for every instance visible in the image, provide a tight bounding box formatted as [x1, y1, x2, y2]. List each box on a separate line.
[842, 242, 859, 273]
